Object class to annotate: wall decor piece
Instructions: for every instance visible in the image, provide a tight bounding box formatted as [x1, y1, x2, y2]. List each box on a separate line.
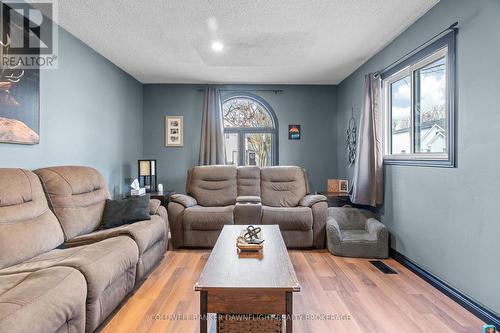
[339, 179, 349, 193]
[0, 3, 40, 144]
[165, 116, 184, 147]
[288, 124, 301, 140]
[327, 179, 349, 193]
[346, 107, 357, 166]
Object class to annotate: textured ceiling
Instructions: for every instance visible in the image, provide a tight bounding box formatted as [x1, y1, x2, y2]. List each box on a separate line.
[45, 0, 439, 84]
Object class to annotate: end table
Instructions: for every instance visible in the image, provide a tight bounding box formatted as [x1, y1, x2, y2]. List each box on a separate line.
[148, 191, 176, 207]
[317, 191, 379, 213]
[317, 191, 351, 207]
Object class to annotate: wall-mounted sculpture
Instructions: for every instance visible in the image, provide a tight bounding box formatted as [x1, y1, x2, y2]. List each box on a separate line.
[346, 107, 357, 166]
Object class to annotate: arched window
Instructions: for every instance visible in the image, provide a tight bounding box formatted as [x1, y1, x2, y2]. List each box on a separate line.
[222, 93, 278, 167]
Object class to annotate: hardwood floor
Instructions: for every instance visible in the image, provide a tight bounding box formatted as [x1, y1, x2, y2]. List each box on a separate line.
[101, 250, 484, 333]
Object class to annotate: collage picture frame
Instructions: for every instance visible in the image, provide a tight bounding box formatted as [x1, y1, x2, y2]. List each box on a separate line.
[165, 116, 184, 147]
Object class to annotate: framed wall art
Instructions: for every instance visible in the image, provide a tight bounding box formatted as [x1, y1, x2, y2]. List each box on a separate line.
[327, 179, 349, 193]
[0, 2, 40, 145]
[165, 116, 183, 147]
[288, 124, 300, 140]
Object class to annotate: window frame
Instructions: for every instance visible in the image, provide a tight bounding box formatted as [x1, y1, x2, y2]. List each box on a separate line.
[222, 92, 279, 166]
[381, 31, 456, 167]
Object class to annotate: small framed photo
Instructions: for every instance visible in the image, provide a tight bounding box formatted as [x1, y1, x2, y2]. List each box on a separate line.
[339, 179, 349, 193]
[288, 125, 301, 140]
[327, 179, 349, 193]
[165, 116, 184, 147]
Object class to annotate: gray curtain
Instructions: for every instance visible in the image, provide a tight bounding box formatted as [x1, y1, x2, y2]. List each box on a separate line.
[199, 87, 225, 165]
[350, 73, 383, 206]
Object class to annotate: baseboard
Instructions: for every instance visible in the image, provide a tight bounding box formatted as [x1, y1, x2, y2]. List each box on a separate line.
[390, 249, 500, 327]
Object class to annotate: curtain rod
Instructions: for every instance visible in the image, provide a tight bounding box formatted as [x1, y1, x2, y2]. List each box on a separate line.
[375, 22, 458, 77]
[197, 88, 283, 94]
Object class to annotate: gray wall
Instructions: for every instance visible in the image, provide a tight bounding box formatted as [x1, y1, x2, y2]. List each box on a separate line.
[336, 0, 500, 315]
[143, 85, 337, 193]
[0, 28, 143, 197]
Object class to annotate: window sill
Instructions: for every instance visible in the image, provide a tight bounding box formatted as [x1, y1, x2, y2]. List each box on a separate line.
[383, 155, 455, 168]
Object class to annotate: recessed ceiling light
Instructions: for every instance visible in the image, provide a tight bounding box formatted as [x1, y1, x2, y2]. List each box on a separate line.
[211, 41, 224, 52]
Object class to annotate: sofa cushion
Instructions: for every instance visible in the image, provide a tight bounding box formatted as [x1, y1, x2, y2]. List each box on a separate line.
[260, 166, 307, 207]
[0, 267, 86, 333]
[184, 205, 234, 230]
[237, 166, 261, 196]
[100, 195, 151, 230]
[341, 230, 378, 242]
[261, 206, 313, 231]
[187, 165, 237, 206]
[34, 166, 109, 240]
[0, 168, 64, 269]
[65, 214, 166, 255]
[0, 236, 138, 333]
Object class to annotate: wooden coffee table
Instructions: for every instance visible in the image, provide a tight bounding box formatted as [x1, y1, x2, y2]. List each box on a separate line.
[195, 225, 301, 333]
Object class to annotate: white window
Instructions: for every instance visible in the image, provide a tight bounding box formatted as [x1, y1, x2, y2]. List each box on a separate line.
[382, 33, 455, 167]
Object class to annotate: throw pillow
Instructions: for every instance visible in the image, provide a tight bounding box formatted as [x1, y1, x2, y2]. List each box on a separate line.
[100, 195, 151, 229]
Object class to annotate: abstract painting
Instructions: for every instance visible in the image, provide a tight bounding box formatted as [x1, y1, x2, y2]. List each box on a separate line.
[288, 124, 300, 140]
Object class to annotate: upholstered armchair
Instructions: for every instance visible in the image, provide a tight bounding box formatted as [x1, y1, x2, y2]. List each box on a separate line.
[326, 207, 388, 258]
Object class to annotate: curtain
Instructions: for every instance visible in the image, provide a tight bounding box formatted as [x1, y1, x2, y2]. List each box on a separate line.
[350, 73, 383, 206]
[199, 87, 225, 165]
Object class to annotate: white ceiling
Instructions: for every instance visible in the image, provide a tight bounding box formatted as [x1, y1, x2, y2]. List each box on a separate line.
[47, 0, 439, 84]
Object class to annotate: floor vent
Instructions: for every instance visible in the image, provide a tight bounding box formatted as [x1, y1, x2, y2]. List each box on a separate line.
[370, 260, 397, 274]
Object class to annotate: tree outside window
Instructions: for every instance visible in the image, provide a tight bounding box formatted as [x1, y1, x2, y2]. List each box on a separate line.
[222, 95, 278, 167]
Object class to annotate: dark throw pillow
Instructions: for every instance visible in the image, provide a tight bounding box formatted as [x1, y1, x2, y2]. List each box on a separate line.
[100, 195, 151, 229]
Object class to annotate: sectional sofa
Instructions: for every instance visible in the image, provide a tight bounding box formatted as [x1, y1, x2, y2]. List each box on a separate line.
[0, 166, 169, 333]
[168, 165, 328, 249]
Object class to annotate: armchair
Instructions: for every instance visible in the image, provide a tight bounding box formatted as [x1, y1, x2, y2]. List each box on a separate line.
[326, 207, 388, 258]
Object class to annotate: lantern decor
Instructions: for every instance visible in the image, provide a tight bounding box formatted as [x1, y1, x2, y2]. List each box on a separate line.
[138, 159, 157, 193]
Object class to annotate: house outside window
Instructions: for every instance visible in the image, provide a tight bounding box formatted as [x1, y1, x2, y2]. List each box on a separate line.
[381, 31, 456, 167]
[222, 93, 278, 167]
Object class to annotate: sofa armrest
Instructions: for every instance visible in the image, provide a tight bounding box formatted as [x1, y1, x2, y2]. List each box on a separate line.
[236, 196, 261, 204]
[326, 216, 342, 246]
[149, 198, 161, 215]
[299, 194, 327, 207]
[170, 194, 197, 208]
[311, 201, 328, 248]
[167, 201, 187, 249]
[366, 218, 387, 238]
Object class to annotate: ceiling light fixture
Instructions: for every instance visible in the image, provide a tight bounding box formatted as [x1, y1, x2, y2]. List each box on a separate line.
[211, 41, 224, 52]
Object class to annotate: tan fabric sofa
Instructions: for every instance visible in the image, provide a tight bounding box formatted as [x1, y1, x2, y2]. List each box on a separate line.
[168, 165, 327, 249]
[0, 167, 169, 333]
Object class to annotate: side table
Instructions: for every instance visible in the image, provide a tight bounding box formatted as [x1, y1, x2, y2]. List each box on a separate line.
[148, 191, 176, 207]
[317, 191, 379, 213]
[128, 191, 176, 207]
[317, 191, 351, 207]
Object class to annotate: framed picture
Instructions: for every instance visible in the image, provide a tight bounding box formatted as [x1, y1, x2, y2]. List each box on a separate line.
[327, 179, 349, 193]
[165, 116, 183, 147]
[0, 3, 40, 145]
[288, 124, 300, 140]
[339, 179, 349, 193]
